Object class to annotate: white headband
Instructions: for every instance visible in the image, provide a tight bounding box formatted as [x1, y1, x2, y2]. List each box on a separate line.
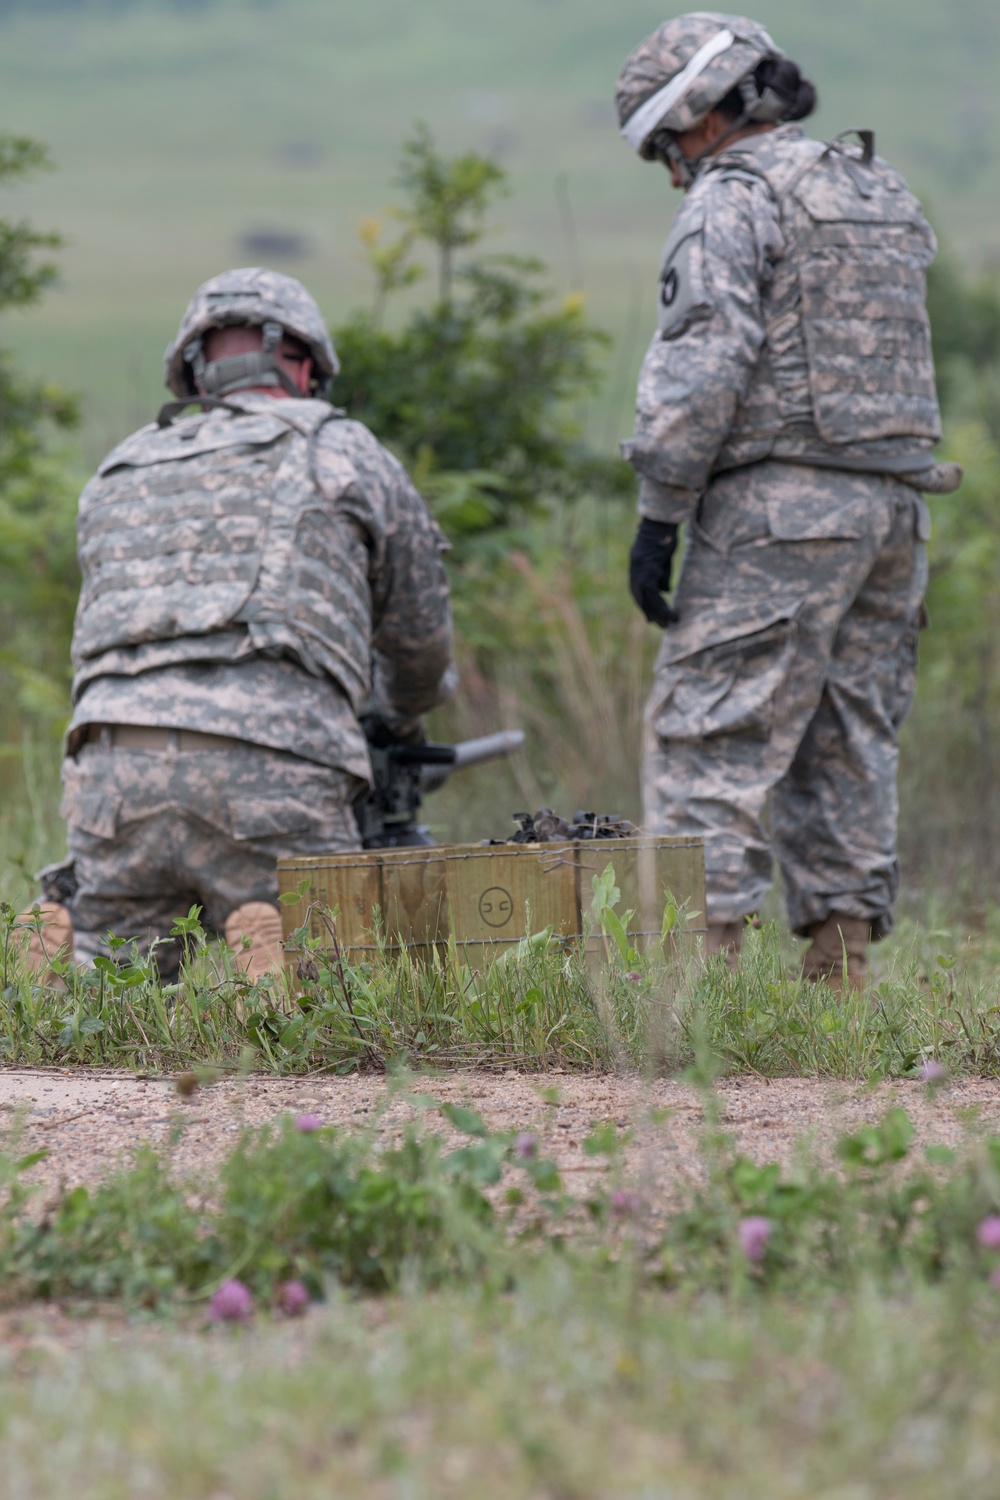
[621, 27, 736, 151]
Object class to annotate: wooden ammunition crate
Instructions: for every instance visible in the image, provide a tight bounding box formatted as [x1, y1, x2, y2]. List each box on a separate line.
[277, 836, 705, 962]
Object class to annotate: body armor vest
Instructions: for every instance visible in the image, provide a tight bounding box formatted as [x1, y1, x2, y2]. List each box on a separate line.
[71, 398, 373, 710]
[692, 129, 940, 476]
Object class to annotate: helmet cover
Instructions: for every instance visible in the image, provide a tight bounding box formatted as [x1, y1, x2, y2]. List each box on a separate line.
[164, 266, 340, 398]
[616, 12, 783, 158]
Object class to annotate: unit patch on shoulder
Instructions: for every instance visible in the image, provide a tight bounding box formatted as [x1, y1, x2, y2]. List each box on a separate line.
[656, 219, 712, 340]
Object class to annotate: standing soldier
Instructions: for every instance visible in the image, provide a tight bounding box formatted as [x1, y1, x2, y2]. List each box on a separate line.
[616, 14, 959, 986]
[23, 268, 455, 980]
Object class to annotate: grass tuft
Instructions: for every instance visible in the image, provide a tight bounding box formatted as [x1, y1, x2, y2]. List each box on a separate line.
[5, 903, 1000, 1080]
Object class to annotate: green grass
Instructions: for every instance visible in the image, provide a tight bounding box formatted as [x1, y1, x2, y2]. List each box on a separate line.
[0, 0, 997, 463]
[5, 675, 1000, 1085]
[2, 913, 1000, 1494]
[4, 1096, 1000, 1494]
[1, 1278, 997, 1498]
[6, 897, 1000, 1080]
[0, 736, 64, 904]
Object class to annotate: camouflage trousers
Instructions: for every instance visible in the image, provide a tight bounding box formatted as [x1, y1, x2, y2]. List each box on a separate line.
[643, 461, 929, 936]
[59, 736, 361, 964]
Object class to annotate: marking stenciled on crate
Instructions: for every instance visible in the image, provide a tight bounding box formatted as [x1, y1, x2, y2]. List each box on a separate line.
[477, 886, 514, 929]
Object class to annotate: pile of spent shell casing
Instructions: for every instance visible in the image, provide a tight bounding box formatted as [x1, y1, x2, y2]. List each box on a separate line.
[497, 808, 638, 843]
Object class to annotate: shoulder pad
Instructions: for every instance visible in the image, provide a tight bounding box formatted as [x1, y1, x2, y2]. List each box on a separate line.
[97, 407, 295, 475]
[701, 163, 767, 190]
[705, 133, 827, 200]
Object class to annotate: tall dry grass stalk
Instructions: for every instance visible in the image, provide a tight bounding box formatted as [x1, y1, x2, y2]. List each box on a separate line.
[430, 506, 659, 841]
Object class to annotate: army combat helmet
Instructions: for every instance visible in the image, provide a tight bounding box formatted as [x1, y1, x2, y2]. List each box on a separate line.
[164, 267, 340, 400]
[616, 12, 786, 183]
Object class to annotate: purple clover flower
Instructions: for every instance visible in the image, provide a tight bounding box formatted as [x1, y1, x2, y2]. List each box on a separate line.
[919, 1060, 948, 1085]
[277, 1280, 310, 1317]
[610, 1188, 643, 1220]
[514, 1133, 538, 1160]
[737, 1216, 772, 1263]
[977, 1215, 1000, 1251]
[294, 1113, 323, 1133]
[209, 1278, 254, 1324]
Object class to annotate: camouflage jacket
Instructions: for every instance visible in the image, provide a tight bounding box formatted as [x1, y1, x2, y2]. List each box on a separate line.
[71, 393, 455, 744]
[623, 125, 942, 522]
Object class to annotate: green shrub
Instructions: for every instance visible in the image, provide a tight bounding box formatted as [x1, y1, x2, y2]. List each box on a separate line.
[0, 136, 79, 760]
[330, 126, 625, 548]
[7, 1090, 1000, 1314]
[3, 1103, 561, 1311]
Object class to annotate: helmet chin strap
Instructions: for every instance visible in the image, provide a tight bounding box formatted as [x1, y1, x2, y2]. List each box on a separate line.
[657, 77, 789, 188]
[185, 320, 302, 398]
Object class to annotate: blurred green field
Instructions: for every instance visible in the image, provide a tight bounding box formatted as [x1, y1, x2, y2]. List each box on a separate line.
[3, 1280, 998, 1500]
[0, 0, 997, 461]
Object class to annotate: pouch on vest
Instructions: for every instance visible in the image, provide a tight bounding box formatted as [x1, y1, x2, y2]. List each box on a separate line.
[914, 496, 932, 543]
[765, 484, 870, 541]
[792, 151, 940, 447]
[63, 790, 122, 842]
[60, 758, 122, 840]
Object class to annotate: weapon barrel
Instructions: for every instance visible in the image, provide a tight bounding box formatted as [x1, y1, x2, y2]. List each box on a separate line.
[451, 730, 525, 768]
[420, 729, 524, 793]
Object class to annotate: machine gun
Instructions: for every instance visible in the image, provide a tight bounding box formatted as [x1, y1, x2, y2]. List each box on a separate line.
[355, 726, 525, 849]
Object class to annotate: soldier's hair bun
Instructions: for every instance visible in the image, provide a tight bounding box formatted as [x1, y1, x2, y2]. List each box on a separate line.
[759, 59, 818, 121]
[718, 58, 818, 123]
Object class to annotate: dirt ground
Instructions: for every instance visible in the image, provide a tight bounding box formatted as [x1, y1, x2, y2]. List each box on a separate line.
[3, 1066, 999, 1205]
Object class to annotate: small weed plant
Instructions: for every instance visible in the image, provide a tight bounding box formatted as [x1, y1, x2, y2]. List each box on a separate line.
[655, 1099, 1000, 1295]
[4, 1085, 1000, 1316]
[2, 1096, 562, 1313]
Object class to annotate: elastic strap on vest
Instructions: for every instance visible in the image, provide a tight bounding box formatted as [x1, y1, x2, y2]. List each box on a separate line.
[156, 395, 242, 429]
[832, 127, 875, 166]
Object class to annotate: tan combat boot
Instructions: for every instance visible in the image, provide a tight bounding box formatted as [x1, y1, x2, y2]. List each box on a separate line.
[802, 912, 870, 993]
[225, 902, 285, 981]
[705, 920, 744, 970]
[14, 902, 74, 986]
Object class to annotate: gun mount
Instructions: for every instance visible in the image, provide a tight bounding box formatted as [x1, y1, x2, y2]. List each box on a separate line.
[355, 729, 525, 849]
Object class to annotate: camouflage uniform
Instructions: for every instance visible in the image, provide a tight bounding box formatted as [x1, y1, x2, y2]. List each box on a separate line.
[643, 461, 928, 932]
[64, 739, 362, 964]
[623, 124, 949, 935]
[57, 273, 455, 961]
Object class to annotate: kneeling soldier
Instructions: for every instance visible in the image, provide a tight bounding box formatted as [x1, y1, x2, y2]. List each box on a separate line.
[24, 267, 455, 980]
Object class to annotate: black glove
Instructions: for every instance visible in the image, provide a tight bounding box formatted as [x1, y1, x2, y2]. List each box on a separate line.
[629, 518, 679, 628]
[360, 712, 426, 749]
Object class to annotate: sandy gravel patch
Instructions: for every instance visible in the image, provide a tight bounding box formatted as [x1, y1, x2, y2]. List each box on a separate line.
[2, 1068, 999, 1207]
